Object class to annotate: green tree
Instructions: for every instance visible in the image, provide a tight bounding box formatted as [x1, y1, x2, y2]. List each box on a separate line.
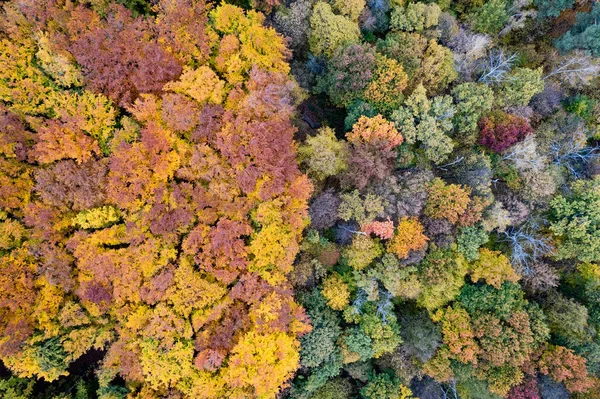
[298, 127, 349, 181]
[391, 85, 455, 164]
[470, 0, 508, 34]
[496, 68, 544, 107]
[535, 0, 574, 19]
[390, 2, 441, 32]
[452, 83, 495, 145]
[309, 2, 361, 57]
[360, 372, 414, 399]
[549, 177, 600, 263]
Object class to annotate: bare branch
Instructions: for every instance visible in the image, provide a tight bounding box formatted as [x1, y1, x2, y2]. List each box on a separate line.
[478, 50, 518, 84]
[502, 223, 554, 274]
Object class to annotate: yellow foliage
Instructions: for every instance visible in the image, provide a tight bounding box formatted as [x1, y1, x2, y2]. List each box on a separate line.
[0, 218, 26, 249]
[0, 39, 54, 116]
[167, 257, 228, 317]
[32, 278, 63, 338]
[210, 5, 290, 83]
[72, 206, 121, 229]
[139, 338, 195, 391]
[35, 33, 83, 87]
[321, 273, 350, 310]
[363, 55, 409, 111]
[164, 66, 225, 105]
[388, 217, 429, 259]
[49, 90, 116, 150]
[223, 330, 300, 399]
[248, 223, 298, 285]
[470, 248, 520, 288]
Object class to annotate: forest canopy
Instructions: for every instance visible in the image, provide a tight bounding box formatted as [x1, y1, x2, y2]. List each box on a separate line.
[1, 0, 600, 399]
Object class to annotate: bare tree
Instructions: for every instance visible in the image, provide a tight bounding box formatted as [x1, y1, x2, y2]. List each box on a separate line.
[440, 380, 459, 399]
[502, 223, 554, 275]
[499, 0, 538, 37]
[551, 139, 600, 178]
[544, 51, 600, 88]
[478, 50, 519, 84]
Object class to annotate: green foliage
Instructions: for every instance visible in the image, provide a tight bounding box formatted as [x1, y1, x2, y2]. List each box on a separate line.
[0, 377, 34, 399]
[391, 85, 455, 164]
[555, 4, 600, 56]
[390, 2, 441, 32]
[418, 247, 469, 311]
[457, 225, 489, 261]
[308, 378, 353, 399]
[496, 68, 545, 107]
[544, 292, 593, 348]
[299, 127, 349, 181]
[535, 0, 574, 19]
[470, 0, 508, 34]
[452, 83, 495, 144]
[360, 372, 414, 399]
[550, 177, 600, 263]
[309, 2, 361, 57]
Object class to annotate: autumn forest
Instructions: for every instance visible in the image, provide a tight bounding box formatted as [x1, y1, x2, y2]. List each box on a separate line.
[1, 0, 600, 398]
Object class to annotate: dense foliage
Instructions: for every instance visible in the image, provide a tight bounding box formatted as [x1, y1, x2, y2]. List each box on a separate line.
[2, 0, 600, 399]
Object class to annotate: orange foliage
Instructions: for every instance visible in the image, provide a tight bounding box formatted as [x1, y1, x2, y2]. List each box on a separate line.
[387, 217, 429, 259]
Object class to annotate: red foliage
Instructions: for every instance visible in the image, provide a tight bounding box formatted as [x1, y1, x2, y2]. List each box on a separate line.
[508, 378, 541, 399]
[478, 111, 533, 153]
[345, 115, 404, 189]
[362, 219, 395, 240]
[0, 105, 34, 162]
[156, 0, 212, 65]
[538, 345, 595, 393]
[34, 160, 107, 211]
[66, 4, 182, 106]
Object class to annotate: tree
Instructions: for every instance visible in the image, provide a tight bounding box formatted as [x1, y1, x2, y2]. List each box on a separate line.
[555, 3, 600, 56]
[470, 248, 520, 288]
[496, 68, 545, 108]
[388, 217, 429, 259]
[425, 178, 471, 224]
[65, 4, 183, 107]
[331, 0, 366, 21]
[321, 273, 350, 310]
[470, 0, 508, 35]
[309, 2, 361, 57]
[223, 331, 302, 398]
[452, 83, 495, 145]
[345, 115, 404, 189]
[298, 127, 349, 181]
[457, 226, 489, 261]
[507, 378, 541, 399]
[549, 177, 600, 263]
[478, 111, 533, 153]
[360, 372, 415, 399]
[391, 85, 455, 164]
[390, 2, 441, 32]
[543, 293, 592, 348]
[362, 55, 409, 113]
[538, 345, 594, 394]
[343, 235, 384, 270]
[534, 0, 574, 19]
[417, 247, 469, 311]
[319, 44, 376, 107]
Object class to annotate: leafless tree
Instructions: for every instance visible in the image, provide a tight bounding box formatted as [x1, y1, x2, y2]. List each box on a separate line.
[551, 141, 600, 178]
[503, 135, 547, 172]
[478, 50, 519, 84]
[503, 223, 554, 275]
[544, 51, 600, 88]
[440, 380, 459, 399]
